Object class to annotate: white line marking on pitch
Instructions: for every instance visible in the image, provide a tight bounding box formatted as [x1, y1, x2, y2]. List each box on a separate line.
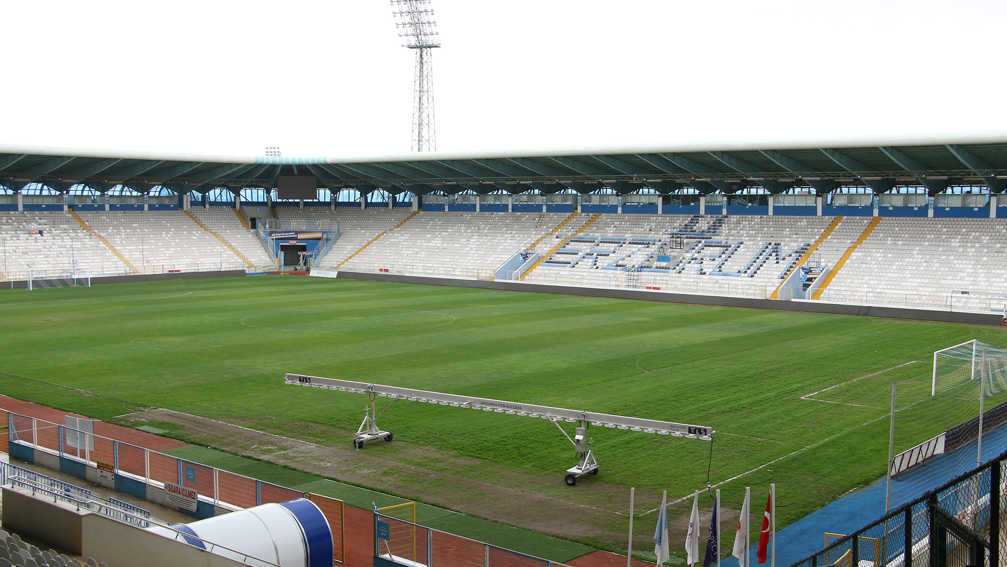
[645, 360, 922, 514]
[799, 360, 919, 407]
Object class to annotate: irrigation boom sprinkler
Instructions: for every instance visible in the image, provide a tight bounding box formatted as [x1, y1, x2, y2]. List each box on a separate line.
[285, 373, 714, 485]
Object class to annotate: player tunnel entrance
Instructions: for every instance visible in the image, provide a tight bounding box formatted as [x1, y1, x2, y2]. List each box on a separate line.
[280, 244, 307, 267]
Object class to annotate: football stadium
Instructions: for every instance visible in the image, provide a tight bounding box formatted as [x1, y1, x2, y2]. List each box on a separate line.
[2, 2, 1007, 567]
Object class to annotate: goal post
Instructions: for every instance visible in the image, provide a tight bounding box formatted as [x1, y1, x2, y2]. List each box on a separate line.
[932, 339, 1007, 399]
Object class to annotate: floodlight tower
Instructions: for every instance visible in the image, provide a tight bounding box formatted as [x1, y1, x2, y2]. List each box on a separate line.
[391, 0, 440, 152]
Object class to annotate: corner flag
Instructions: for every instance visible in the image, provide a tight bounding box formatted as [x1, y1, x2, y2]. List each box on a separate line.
[654, 490, 670, 566]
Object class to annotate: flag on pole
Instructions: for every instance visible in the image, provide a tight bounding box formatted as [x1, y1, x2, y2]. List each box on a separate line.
[686, 492, 701, 565]
[757, 491, 773, 564]
[654, 490, 670, 566]
[732, 490, 750, 566]
[703, 493, 719, 567]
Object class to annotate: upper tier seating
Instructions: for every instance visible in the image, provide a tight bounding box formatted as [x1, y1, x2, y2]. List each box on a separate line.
[524, 214, 832, 298]
[340, 212, 577, 277]
[189, 208, 273, 268]
[279, 208, 413, 267]
[822, 217, 1007, 311]
[0, 212, 125, 278]
[77, 211, 247, 273]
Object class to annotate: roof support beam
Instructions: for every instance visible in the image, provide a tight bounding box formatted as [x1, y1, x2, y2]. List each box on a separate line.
[112, 160, 166, 181]
[0, 154, 27, 173]
[63, 158, 122, 180]
[707, 151, 760, 174]
[590, 155, 637, 176]
[878, 146, 933, 190]
[758, 150, 816, 175]
[658, 154, 728, 193]
[471, 159, 529, 178]
[21, 156, 77, 177]
[820, 148, 869, 173]
[945, 144, 1005, 192]
[505, 158, 565, 177]
[547, 157, 604, 176]
[150, 162, 205, 182]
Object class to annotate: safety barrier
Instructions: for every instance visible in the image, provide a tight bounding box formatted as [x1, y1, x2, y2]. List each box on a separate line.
[5, 411, 345, 565]
[789, 449, 1007, 567]
[1, 460, 151, 528]
[375, 511, 573, 567]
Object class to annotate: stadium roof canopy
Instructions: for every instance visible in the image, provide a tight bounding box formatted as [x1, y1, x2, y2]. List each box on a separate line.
[2, 139, 1007, 196]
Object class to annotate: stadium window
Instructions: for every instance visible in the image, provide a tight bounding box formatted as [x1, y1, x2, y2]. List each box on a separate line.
[0, 185, 11, 195]
[20, 182, 61, 196]
[888, 185, 927, 195]
[314, 188, 332, 202]
[106, 184, 142, 196]
[782, 186, 815, 195]
[519, 188, 541, 195]
[335, 188, 361, 203]
[207, 187, 235, 202]
[395, 191, 414, 203]
[671, 187, 700, 195]
[240, 188, 268, 203]
[943, 185, 989, 195]
[367, 189, 391, 203]
[554, 187, 578, 195]
[828, 186, 874, 206]
[630, 187, 660, 195]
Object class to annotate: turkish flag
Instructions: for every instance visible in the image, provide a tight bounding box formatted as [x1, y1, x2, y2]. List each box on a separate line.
[757, 493, 772, 564]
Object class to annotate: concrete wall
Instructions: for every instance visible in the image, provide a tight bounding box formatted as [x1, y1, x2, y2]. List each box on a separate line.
[337, 271, 1003, 326]
[81, 513, 246, 567]
[2, 488, 84, 554]
[3, 270, 245, 289]
[1, 486, 245, 567]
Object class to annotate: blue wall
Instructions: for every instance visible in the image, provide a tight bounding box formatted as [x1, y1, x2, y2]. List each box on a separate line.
[304, 201, 330, 208]
[727, 205, 769, 215]
[9, 442, 33, 463]
[23, 204, 62, 211]
[109, 204, 144, 211]
[209, 201, 233, 207]
[773, 206, 817, 216]
[823, 206, 873, 217]
[148, 204, 180, 211]
[115, 474, 147, 499]
[933, 207, 989, 218]
[879, 206, 927, 217]
[393, 201, 412, 208]
[622, 204, 658, 214]
[546, 204, 574, 213]
[59, 456, 87, 480]
[0, 204, 16, 211]
[662, 205, 700, 215]
[241, 200, 269, 207]
[72, 204, 104, 211]
[582, 205, 618, 214]
[481, 204, 507, 212]
[447, 204, 476, 212]
[512, 204, 542, 213]
[274, 202, 300, 208]
[421, 203, 446, 211]
[336, 201, 360, 208]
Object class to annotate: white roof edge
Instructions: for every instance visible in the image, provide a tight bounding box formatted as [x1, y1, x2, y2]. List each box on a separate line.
[3, 132, 1007, 165]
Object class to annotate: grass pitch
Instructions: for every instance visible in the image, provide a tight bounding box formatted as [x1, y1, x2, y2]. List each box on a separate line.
[0, 276, 1003, 554]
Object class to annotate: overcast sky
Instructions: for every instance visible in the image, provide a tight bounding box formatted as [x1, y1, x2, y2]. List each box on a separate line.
[3, 0, 1006, 160]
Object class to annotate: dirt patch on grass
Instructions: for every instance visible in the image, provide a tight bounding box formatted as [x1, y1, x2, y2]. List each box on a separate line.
[120, 407, 665, 545]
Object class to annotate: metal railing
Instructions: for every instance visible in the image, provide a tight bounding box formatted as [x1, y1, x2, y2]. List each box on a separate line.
[789, 449, 1007, 567]
[375, 511, 574, 567]
[818, 288, 1007, 315]
[1, 461, 151, 528]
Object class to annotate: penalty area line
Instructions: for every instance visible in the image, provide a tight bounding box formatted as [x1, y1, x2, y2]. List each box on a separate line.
[799, 360, 919, 407]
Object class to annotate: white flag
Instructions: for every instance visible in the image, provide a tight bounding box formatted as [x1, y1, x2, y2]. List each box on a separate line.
[686, 492, 701, 565]
[654, 490, 670, 566]
[732, 490, 750, 566]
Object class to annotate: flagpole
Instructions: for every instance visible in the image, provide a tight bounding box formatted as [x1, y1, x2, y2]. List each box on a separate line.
[745, 487, 751, 567]
[770, 483, 776, 567]
[716, 489, 721, 567]
[627, 487, 634, 567]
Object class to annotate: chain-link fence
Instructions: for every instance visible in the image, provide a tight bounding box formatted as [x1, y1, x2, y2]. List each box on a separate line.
[790, 449, 1007, 567]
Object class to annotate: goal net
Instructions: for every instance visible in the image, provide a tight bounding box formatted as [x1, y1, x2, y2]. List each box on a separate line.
[932, 340, 1007, 399]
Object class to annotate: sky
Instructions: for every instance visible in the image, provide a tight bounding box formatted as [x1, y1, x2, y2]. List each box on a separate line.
[3, 0, 1007, 161]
